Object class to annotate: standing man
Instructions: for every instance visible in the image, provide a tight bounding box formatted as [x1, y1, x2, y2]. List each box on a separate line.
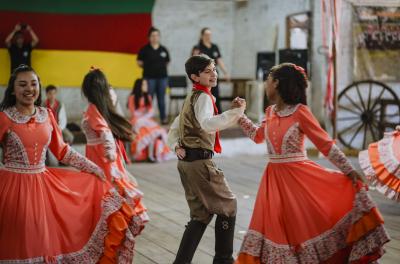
[193, 27, 230, 113]
[5, 23, 39, 73]
[137, 27, 170, 125]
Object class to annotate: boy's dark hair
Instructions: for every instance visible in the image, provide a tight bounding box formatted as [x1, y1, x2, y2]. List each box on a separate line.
[269, 63, 308, 105]
[148, 26, 160, 37]
[185, 54, 215, 83]
[45, 84, 57, 93]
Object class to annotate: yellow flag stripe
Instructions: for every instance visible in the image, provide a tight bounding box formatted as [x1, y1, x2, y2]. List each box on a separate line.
[0, 49, 142, 89]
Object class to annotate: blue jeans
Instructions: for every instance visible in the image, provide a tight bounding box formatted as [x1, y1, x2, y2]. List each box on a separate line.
[146, 77, 168, 121]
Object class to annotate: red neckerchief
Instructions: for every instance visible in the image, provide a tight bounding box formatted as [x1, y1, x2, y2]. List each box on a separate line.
[193, 83, 222, 153]
[45, 99, 60, 123]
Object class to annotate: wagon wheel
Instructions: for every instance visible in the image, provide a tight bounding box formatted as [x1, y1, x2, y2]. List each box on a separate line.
[337, 80, 400, 150]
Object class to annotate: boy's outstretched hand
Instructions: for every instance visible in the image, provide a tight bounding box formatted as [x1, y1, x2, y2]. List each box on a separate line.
[231, 97, 246, 109]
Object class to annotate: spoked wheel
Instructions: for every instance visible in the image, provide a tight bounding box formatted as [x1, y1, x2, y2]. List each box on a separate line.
[337, 80, 400, 150]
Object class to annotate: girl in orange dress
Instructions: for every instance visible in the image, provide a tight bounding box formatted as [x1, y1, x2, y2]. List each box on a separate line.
[0, 65, 140, 263]
[235, 63, 389, 264]
[81, 69, 148, 244]
[127, 79, 170, 162]
[359, 127, 400, 202]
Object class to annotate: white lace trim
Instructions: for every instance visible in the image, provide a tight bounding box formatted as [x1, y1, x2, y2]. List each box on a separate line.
[272, 104, 301, 117]
[3, 106, 48, 124]
[239, 189, 389, 263]
[280, 122, 304, 154]
[268, 152, 307, 163]
[378, 134, 400, 179]
[3, 131, 30, 167]
[327, 144, 354, 175]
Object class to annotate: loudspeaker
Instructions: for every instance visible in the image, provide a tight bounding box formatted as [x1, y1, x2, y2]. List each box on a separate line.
[279, 49, 308, 75]
[256, 52, 276, 80]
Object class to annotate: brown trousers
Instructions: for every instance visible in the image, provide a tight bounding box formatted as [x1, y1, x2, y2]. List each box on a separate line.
[177, 159, 237, 224]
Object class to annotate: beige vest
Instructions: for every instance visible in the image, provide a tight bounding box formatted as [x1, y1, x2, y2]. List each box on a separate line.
[178, 90, 215, 151]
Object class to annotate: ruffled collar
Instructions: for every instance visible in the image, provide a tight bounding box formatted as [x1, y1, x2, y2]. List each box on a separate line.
[272, 104, 301, 117]
[3, 106, 48, 124]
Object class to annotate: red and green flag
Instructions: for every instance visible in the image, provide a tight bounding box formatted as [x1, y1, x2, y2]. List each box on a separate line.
[0, 0, 155, 88]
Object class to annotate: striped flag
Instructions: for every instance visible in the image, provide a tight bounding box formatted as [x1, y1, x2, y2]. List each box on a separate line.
[0, 0, 155, 88]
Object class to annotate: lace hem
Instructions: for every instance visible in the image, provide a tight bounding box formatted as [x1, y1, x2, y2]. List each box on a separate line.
[378, 134, 400, 179]
[60, 147, 103, 176]
[238, 189, 389, 263]
[359, 149, 400, 202]
[327, 144, 354, 175]
[0, 189, 136, 264]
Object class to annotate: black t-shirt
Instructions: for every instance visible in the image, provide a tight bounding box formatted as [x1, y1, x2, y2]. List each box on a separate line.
[138, 43, 170, 78]
[8, 44, 33, 72]
[195, 42, 222, 62]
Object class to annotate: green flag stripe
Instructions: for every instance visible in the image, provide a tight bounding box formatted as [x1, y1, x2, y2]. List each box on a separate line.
[0, 0, 155, 14]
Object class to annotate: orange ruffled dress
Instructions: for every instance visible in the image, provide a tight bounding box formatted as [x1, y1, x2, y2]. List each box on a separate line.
[82, 103, 148, 229]
[235, 104, 389, 264]
[0, 106, 141, 263]
[359, 130, 400, 202]
[127, 95, 170, 162]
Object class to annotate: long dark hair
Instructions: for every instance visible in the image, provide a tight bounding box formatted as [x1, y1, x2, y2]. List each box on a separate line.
[82, 69, 133, 141]
[198, 27, 210, 46]
[0, 64, 42, 111]
[269, 63, 308, 105]
[131, 79, 151, 110]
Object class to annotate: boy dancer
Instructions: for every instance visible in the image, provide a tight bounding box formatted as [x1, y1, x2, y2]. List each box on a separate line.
[168, 54, 245, 264]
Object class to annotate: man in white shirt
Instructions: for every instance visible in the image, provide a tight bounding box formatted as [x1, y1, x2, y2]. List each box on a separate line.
[168, 54, 246, 264]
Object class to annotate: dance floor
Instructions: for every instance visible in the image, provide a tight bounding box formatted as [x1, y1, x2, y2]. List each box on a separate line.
[129, 155, 400, 264]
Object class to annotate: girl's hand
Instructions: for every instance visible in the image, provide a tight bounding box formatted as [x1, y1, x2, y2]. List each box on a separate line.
[94, 168, 106, 182]
[347, 171, 365, 184]
[106, 152, 116, 162]
[175, 147, 186, 160]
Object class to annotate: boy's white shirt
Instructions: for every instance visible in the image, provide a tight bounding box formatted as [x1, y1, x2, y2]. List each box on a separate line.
[167, 92, 244, 151]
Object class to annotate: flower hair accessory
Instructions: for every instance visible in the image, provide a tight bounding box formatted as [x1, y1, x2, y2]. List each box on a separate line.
[293, 64, 308, 81]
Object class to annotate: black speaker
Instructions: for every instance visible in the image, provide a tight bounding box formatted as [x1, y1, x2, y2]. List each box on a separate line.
[256, 52, 276, 80]
[279, 49, 308, 75]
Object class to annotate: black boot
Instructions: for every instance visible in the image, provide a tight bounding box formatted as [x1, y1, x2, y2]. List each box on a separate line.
[173, 220, 208, 264]
[213, 215, 236, 264]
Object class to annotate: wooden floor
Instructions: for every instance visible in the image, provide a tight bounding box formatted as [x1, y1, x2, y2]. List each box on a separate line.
[128, 155, 400, 264]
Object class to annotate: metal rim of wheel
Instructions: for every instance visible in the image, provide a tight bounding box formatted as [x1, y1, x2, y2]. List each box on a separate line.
[337, 80, 400, 150]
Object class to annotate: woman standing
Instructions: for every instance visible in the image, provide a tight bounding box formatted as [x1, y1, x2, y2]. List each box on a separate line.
[137, 27, 170, 125]
[193, 27, 230, 112]
[0, 65, 139, 263]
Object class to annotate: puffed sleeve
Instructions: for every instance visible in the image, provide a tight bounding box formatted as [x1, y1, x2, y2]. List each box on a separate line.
[85, 104, 116, 160]
[47, 109, 103, 175]
[297, 105, 355, 175]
